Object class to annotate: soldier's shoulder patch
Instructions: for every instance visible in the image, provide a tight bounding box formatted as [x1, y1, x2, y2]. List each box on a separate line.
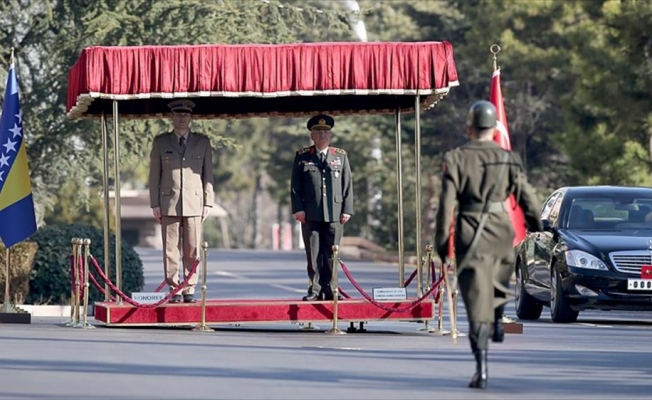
[332, 147, 347, 155]
[296, 147, 312, 155]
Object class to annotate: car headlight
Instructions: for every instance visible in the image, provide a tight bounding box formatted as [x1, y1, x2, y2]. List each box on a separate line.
[565, 250, 608, 271]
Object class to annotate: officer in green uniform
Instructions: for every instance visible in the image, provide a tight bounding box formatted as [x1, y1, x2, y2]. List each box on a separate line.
[434, 100, 543, 389]
[291, 114, 354, 301]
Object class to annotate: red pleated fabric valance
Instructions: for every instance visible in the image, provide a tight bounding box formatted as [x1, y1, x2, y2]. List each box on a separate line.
[66, 42, 459, 119]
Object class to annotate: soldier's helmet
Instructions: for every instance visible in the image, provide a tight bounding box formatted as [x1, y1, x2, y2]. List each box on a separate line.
[466, 100, 497, 129]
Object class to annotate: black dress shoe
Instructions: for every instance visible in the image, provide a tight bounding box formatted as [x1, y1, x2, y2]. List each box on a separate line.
[169, 295, 182, 304]
[183, 294, 197, 303]
[323, 292, 344, 301]
[302, 293, 319, 301]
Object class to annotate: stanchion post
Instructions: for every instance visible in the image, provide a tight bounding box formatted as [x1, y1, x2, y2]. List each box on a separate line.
[419, 245, 434, 332]
[64, 238, 78, 326]
[325, 245, 345, 335]
[72, 238, 83, 327]
[192, 242, 214, 332]
[78, 238, 95, 329]
[430, 259, 450, 336]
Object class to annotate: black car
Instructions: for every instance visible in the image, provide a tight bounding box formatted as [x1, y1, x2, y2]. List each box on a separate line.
[514, 185, 652, 323]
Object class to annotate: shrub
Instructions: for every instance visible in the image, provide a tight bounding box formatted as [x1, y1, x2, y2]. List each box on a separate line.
[28, 223, 144, 305]
[0, 241, 39, 304]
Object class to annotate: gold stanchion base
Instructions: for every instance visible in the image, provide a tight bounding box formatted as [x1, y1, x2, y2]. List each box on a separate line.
[325, 327, 346, 335]
[443, 330, 465, 337]
[62, 319, 78, 327]
[418, 320, 435, 332]
[299, 322, 319, 330]
[73, 322, 96, 329]
[191, 325, 214, 332]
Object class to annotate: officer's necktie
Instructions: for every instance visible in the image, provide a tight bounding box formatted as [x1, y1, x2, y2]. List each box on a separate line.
[319, 152, 326, 164]
[179, 136, 186, 149]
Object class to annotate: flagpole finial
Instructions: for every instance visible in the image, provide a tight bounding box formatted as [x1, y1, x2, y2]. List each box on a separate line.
[490, 44, 501, 72]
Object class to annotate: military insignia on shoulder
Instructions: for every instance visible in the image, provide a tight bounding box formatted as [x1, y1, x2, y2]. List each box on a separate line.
[332, 147, 346, 155]
[296, 147, 311, 155]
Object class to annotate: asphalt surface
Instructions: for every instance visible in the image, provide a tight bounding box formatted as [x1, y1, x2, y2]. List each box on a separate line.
[1, 248, 651, 399]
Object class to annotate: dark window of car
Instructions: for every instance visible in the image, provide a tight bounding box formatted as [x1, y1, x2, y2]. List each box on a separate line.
[563, 194, 652, 230]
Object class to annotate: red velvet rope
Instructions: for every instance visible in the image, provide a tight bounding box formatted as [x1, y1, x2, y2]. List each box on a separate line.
[88, 255, 199, 308]
[340, 259, 444, 312]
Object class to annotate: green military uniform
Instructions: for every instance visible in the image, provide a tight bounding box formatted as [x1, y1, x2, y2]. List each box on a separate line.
[434, 141, 542, 322]
[434, 100, 543, 390]
[291, 115, 354, 300]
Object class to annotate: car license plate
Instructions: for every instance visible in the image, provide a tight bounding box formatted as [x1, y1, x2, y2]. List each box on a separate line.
[627, 279, 652, 291]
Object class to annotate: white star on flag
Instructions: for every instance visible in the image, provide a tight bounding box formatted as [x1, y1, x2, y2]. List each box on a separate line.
[2, 138, 17, 153]
[15, 109, 22, 124]
[9, 123, 22, 138]
[0, 153, 9, 168]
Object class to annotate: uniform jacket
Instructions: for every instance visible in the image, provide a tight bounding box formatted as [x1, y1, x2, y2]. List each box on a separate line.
[291, 145, 354, 222]
[149, 131, 214, 217]
[434, 141, 543, 321]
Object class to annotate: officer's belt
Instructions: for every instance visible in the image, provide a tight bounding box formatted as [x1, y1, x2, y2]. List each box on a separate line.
[458, 201, 505, 214]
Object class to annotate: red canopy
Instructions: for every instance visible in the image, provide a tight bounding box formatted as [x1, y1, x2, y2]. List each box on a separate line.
[67, 42, 459, 120]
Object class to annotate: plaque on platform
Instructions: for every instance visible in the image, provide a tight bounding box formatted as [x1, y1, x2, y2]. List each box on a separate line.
[372, 287, 407, 301]
[131, 292, 166, 304]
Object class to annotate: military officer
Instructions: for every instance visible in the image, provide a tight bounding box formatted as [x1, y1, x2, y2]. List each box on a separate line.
[149, 99, 214, 303]
[434, 100, 543, 389]
[291, 114, 354, 301]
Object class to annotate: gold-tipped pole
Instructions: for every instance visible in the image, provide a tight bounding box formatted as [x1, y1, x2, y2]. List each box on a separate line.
[1, 246, 18, 314]
[490, 44, 501, 72]
[78, 238, 95, 329]
[325, 245, 345, 335]
[192, 242, 213, 332]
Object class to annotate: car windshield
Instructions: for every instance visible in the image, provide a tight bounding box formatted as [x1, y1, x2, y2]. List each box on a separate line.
[564, 195, 652, 230]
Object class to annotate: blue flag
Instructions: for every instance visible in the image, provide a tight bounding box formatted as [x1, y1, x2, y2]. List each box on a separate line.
[0, 63, 37, 247]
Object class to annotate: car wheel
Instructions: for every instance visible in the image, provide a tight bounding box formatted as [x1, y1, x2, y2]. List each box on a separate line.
[550, 263, 579, 323]
[515, 261, 543, 320]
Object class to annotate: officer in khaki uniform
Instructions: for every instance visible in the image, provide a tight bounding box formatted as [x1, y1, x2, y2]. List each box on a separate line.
[434, 101, 542, 389]
[149, 99, 214, 303]
[291, 114, 354, 301]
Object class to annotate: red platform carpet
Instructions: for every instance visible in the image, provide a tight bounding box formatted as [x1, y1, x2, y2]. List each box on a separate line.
[94, 298, 435, 327]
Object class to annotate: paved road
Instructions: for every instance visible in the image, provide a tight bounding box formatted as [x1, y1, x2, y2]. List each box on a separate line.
[1, 248, 651, 399]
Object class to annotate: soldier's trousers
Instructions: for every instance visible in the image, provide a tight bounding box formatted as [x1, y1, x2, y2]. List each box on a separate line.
[303, 220, 343, 296]
[161, 215, 201, 295]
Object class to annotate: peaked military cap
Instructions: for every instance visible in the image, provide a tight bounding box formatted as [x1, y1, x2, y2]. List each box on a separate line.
[168, 99, 196, 113]
[307, 114, 335, 131]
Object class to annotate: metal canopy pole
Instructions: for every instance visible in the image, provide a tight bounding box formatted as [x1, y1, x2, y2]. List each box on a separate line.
[395, 109, 405, 287]
[101, 112, 111, 302]
[112, 101, 123, 304]
[414, 95, 423, 297]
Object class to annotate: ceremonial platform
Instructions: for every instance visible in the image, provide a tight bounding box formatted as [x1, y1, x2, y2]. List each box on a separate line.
[94, 298, 435, 327]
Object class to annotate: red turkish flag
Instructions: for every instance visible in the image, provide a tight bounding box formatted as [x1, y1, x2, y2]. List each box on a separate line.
[490, 68, 527, 245]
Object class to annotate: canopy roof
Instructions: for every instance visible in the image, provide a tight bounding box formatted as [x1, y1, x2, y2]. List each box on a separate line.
[66, 42, 459, 120]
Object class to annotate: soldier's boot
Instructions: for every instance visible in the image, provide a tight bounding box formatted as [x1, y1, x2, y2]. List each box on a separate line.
[492, 305, 505, 343]
[468, 322, 490, 389]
